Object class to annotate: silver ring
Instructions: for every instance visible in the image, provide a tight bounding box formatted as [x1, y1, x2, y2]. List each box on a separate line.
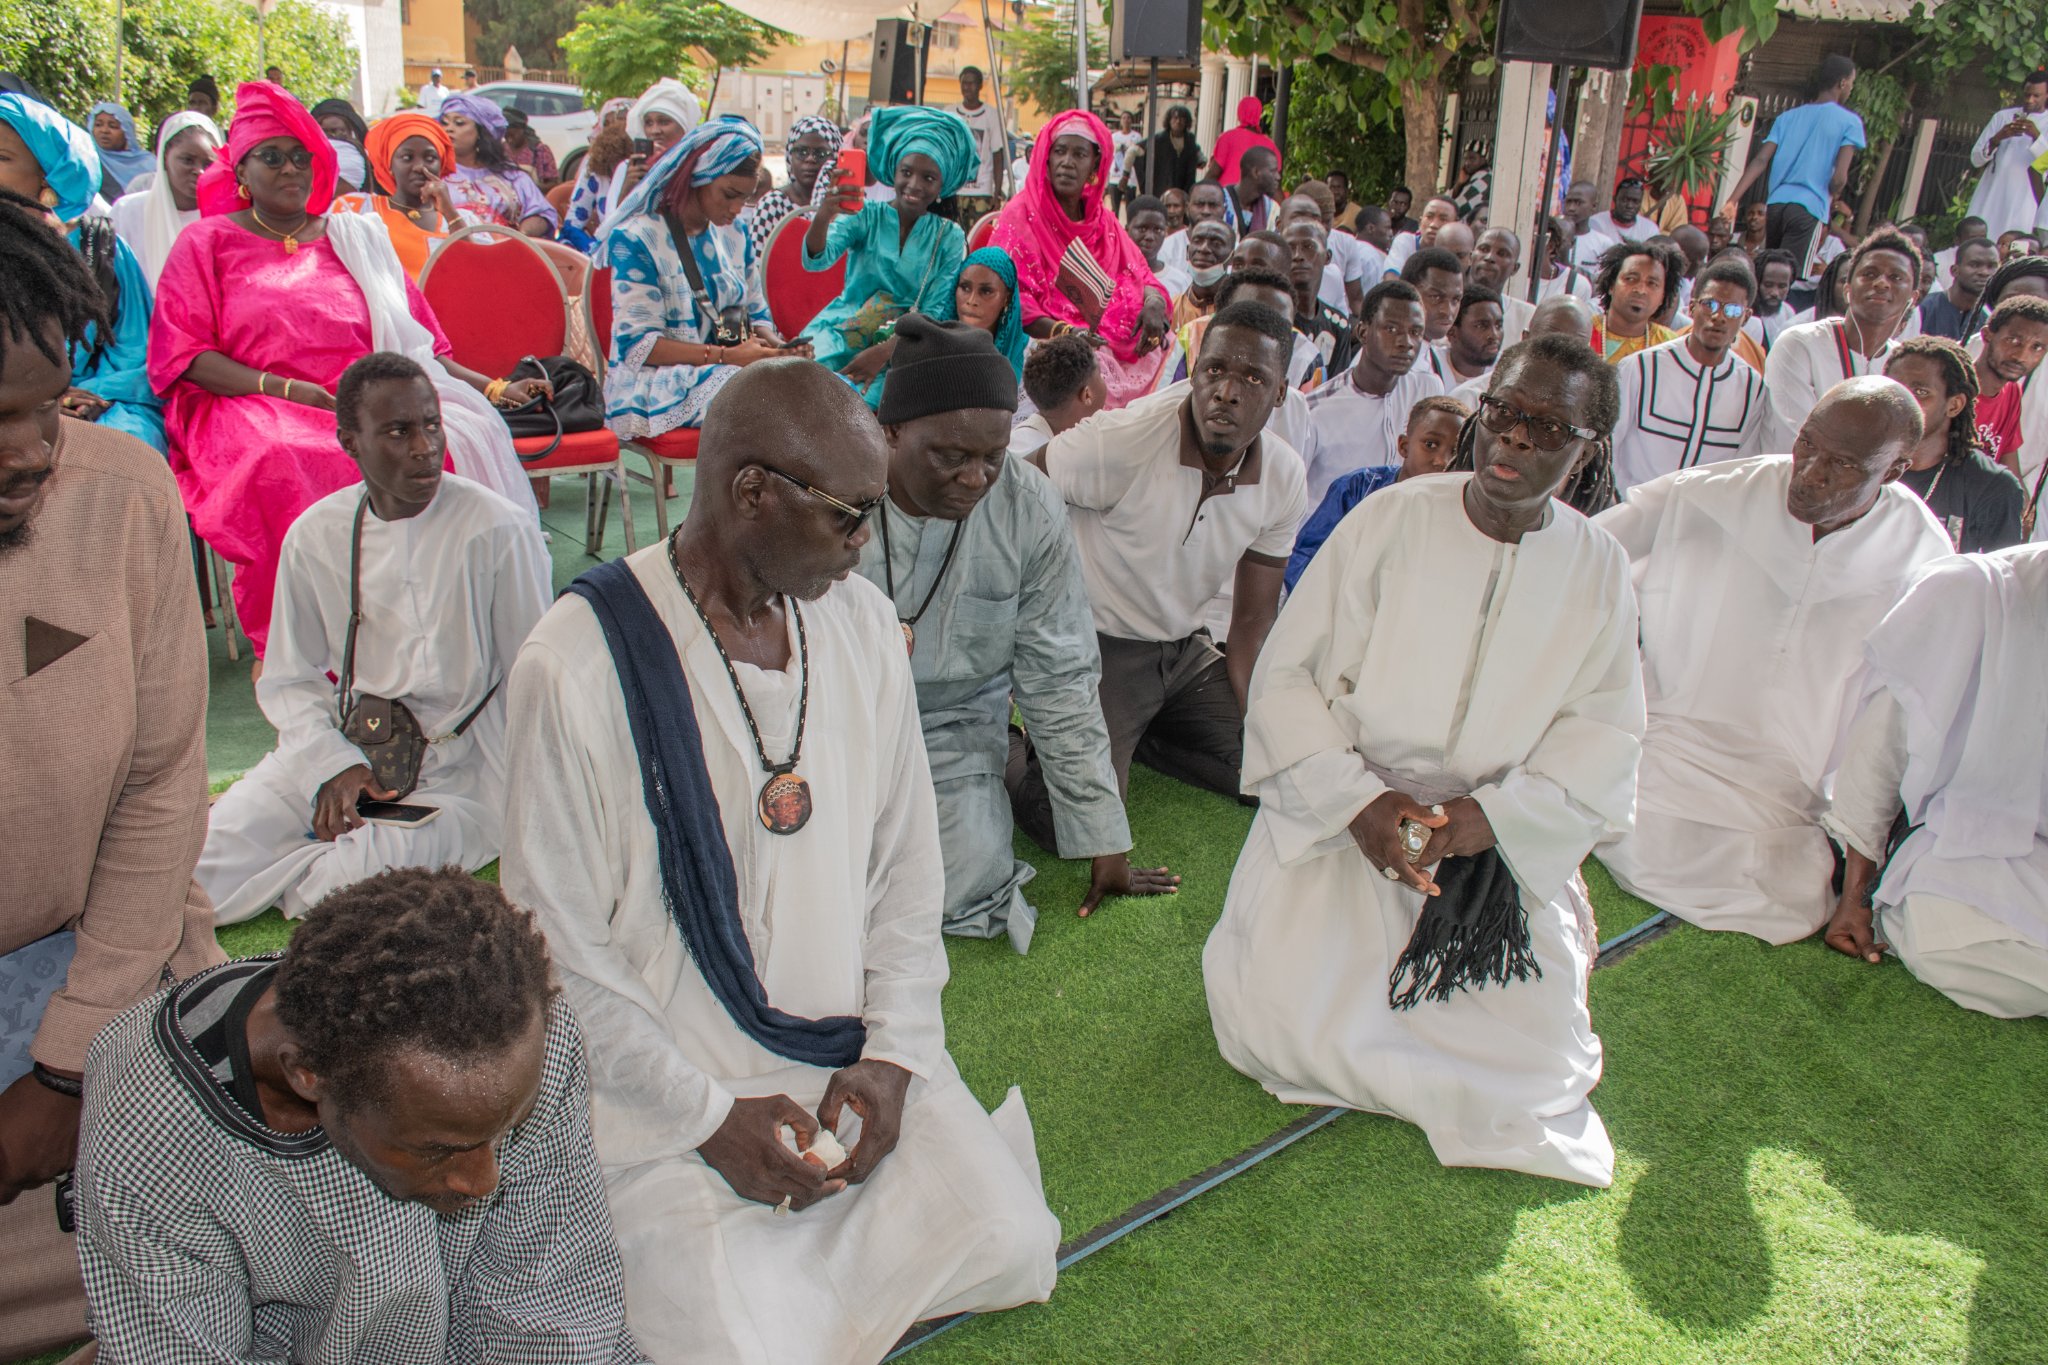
[1381, 865, 1400, 881]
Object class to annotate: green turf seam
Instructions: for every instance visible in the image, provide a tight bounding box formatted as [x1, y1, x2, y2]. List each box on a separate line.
[885, 910, 1679, 1360]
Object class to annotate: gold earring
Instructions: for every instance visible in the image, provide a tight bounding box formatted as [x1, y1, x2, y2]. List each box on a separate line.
[38, 185, 58, 209]
[238, 183, 251, 202]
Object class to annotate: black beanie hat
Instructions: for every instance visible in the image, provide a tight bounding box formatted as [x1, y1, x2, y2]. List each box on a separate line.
[876, 313, 1018, 424]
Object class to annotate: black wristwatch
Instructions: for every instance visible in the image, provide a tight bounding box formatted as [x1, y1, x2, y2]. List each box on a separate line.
[31, 1062, 83, 1099]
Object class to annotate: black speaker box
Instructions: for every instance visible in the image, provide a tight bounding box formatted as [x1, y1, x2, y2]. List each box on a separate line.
[1111, 0, 1202, 63]
[1494, 0, 1645, 70]
[869, 18, 930, 106]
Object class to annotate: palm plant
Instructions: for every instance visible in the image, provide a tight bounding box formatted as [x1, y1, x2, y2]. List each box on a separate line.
[1645, 98, 1740, 201]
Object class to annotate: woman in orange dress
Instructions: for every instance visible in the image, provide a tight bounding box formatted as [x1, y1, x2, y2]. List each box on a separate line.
[335, 112, 474, 279]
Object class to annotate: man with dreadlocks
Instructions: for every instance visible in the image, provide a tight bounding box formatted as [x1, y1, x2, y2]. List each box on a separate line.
[1595, 376, 1952, 945]
[1883, 336, 2025, 551]
[0, 188, 223, 1358]
[75, 868, 646, 1363]
[1205, 334, 1645, 1188]
[1444, 336, 1621, 516]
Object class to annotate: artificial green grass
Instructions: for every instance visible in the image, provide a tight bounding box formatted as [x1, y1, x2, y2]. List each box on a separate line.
[917, 924, 2048, 1364]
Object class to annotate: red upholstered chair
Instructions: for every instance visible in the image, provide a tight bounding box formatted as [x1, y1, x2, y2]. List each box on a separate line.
[420, 224, 630, 556]
[763, 211, 844, 341]
[591, 265, 699, 541]
[965, 211, 999, 252]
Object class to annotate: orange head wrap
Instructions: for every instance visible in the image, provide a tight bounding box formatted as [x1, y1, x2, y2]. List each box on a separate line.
[363, 112, 455, 195]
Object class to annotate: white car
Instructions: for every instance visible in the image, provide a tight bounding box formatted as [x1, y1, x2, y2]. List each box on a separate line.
[470, 81, 595, 163]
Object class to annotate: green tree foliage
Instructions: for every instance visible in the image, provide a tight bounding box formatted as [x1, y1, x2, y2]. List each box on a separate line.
[0, 0, 115, 115]
[1903, 0, 2047, 91]
[1207, 0, 1495, 198]
[3, 0, 356, 135]
[1002, 6, 1106, 119]
[468, 0, 581, 71]
[563, 0, 781, 107]
[1280, 61, 1408, 204]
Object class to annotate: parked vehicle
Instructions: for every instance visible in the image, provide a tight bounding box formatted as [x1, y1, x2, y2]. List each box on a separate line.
[470, 81, 595, 162]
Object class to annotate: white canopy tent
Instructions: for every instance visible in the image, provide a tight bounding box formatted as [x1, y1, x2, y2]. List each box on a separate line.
[715, 0, 953, 42]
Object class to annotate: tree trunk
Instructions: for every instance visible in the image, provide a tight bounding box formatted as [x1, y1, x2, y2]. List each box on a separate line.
[1854, 136, 1896, 234]
[705, 62, 723, 112]
[1400, 73, 1446, 198]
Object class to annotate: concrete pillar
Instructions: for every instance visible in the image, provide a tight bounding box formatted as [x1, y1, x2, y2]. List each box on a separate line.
[1490, 59, 1555, 303]
[1717, 95, 1760, 212]
[1899, 117, 1939, 221]
[1573, 67, 1629, 201]
[1197, 52, 1226, 151]
[1223, 57, 1251, 127]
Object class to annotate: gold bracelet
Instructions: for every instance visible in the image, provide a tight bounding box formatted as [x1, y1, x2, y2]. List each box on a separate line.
[256, 373, 271, 398]
[283, 378, 296, 403]
[485, 377, 509, 404]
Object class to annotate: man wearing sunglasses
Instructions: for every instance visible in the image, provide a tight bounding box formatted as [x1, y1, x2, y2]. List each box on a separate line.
[1206, 333, 1646, 1188]
[501, 358, 1059, 1363]
[1609, 256, 1774, 494]
[1595, 375, 1952, 948]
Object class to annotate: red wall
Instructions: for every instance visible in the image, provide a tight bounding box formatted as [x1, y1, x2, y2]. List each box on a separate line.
[1613, 16, 1744, 222]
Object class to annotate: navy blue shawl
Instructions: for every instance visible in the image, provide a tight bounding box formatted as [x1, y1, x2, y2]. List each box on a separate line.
[566, 559, 866, 1069]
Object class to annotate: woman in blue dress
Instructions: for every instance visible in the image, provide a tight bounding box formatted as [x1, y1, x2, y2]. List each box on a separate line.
[599, 119, 804, 439]
[0, 94, 164, 452]
[800, 105, 979, 407]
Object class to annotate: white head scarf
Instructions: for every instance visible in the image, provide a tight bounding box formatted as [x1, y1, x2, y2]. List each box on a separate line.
[627, 78, 703, 141]
[137, 110, 222, 289]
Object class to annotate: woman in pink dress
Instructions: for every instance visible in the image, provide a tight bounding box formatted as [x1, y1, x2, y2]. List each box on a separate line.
[991, 108, 1170, 409]
[150, 81, 547, 655]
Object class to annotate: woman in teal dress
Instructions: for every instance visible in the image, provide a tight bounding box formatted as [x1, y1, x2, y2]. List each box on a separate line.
[800, 105, 979, 407]
[0, 95, 164, 451]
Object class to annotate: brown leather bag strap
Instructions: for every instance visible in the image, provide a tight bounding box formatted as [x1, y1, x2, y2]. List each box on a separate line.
[338, 490, 370, 714]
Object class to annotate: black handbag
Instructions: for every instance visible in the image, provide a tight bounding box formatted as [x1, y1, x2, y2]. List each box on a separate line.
[336, 493, 498, 800]
[498, 354, 603, 461]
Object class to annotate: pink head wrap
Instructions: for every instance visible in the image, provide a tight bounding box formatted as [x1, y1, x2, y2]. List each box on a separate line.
[196, 81, 339, 217]
[989, 108, 1160, 363]
[1236, 96, 1263, 129]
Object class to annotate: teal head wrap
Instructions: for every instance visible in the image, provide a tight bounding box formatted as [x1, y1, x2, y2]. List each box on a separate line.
[0, 94, 102, 220]
[960, 246, 1025, 380]
[867, 105, 979, 199]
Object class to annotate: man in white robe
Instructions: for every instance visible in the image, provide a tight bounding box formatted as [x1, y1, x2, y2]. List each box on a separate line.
[198, 355, 549, 924]
[1761, 229, 1922, 450]
[1822, 546, 2048, 1018]
[1595, 377, 1954, 943]
[502, 360, 1058, 1364]
[1965, 74, 2047, 240]
[1610, 256, 1773, 492]
[1206, 336, 1646, 1188]
[1301, 279, 1443, 503]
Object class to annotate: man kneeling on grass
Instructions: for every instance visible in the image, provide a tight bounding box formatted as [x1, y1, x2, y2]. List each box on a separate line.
[75, 867, 645, 1363]
[1205, 336, 1646, 1187]
[198, 353, 551, 925]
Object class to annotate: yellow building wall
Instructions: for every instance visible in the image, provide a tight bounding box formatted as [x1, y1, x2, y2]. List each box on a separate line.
[402, 0, 470, 69]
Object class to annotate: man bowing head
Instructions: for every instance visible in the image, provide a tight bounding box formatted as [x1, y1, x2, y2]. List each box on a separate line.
[1204, 336, 1647, 1188]
[501, 359, 1059, 1363]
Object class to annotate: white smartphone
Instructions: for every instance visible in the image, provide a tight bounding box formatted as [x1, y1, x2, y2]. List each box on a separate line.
[356, 801, 441, 828]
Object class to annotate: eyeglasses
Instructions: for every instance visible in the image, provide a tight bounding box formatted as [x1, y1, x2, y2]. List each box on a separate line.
[248, 145, 314, 171]
[1476, 394, 1601, 452]
[1692, 297, 1749, 320]
[761, 465, 884, 533]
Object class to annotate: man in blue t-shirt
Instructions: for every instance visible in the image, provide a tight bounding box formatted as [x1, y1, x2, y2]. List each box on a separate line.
[1719, 54, 1864, 278]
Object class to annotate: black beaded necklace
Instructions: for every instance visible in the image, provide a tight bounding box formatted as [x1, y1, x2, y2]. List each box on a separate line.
[876, 501, 964, 655]
[669, 533, 813, 835]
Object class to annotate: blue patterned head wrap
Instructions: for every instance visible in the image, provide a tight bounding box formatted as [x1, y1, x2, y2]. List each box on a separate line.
[867, 105, 979, 199]
[599, 118, 765, 261]
[0, 94, 101, 219]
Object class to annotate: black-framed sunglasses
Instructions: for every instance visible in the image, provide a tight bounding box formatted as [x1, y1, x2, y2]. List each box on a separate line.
[787, 144, 833, 162]
[1476, 393, 1601, 452]
[247, 145, 315, 171]
[761, 465, 884, 533]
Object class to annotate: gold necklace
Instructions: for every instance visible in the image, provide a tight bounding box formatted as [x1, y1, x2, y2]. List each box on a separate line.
[248, 208, 309, 253]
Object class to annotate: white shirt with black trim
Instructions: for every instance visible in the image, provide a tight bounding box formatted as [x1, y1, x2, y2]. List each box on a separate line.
[1611, 335, 1774, 493]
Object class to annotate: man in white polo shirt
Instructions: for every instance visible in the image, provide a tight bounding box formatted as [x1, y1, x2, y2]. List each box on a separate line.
[1010, 301, 1307, 842]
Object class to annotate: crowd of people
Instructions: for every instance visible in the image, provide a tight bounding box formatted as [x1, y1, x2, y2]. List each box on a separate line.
[3, 47, 2047, 1365]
